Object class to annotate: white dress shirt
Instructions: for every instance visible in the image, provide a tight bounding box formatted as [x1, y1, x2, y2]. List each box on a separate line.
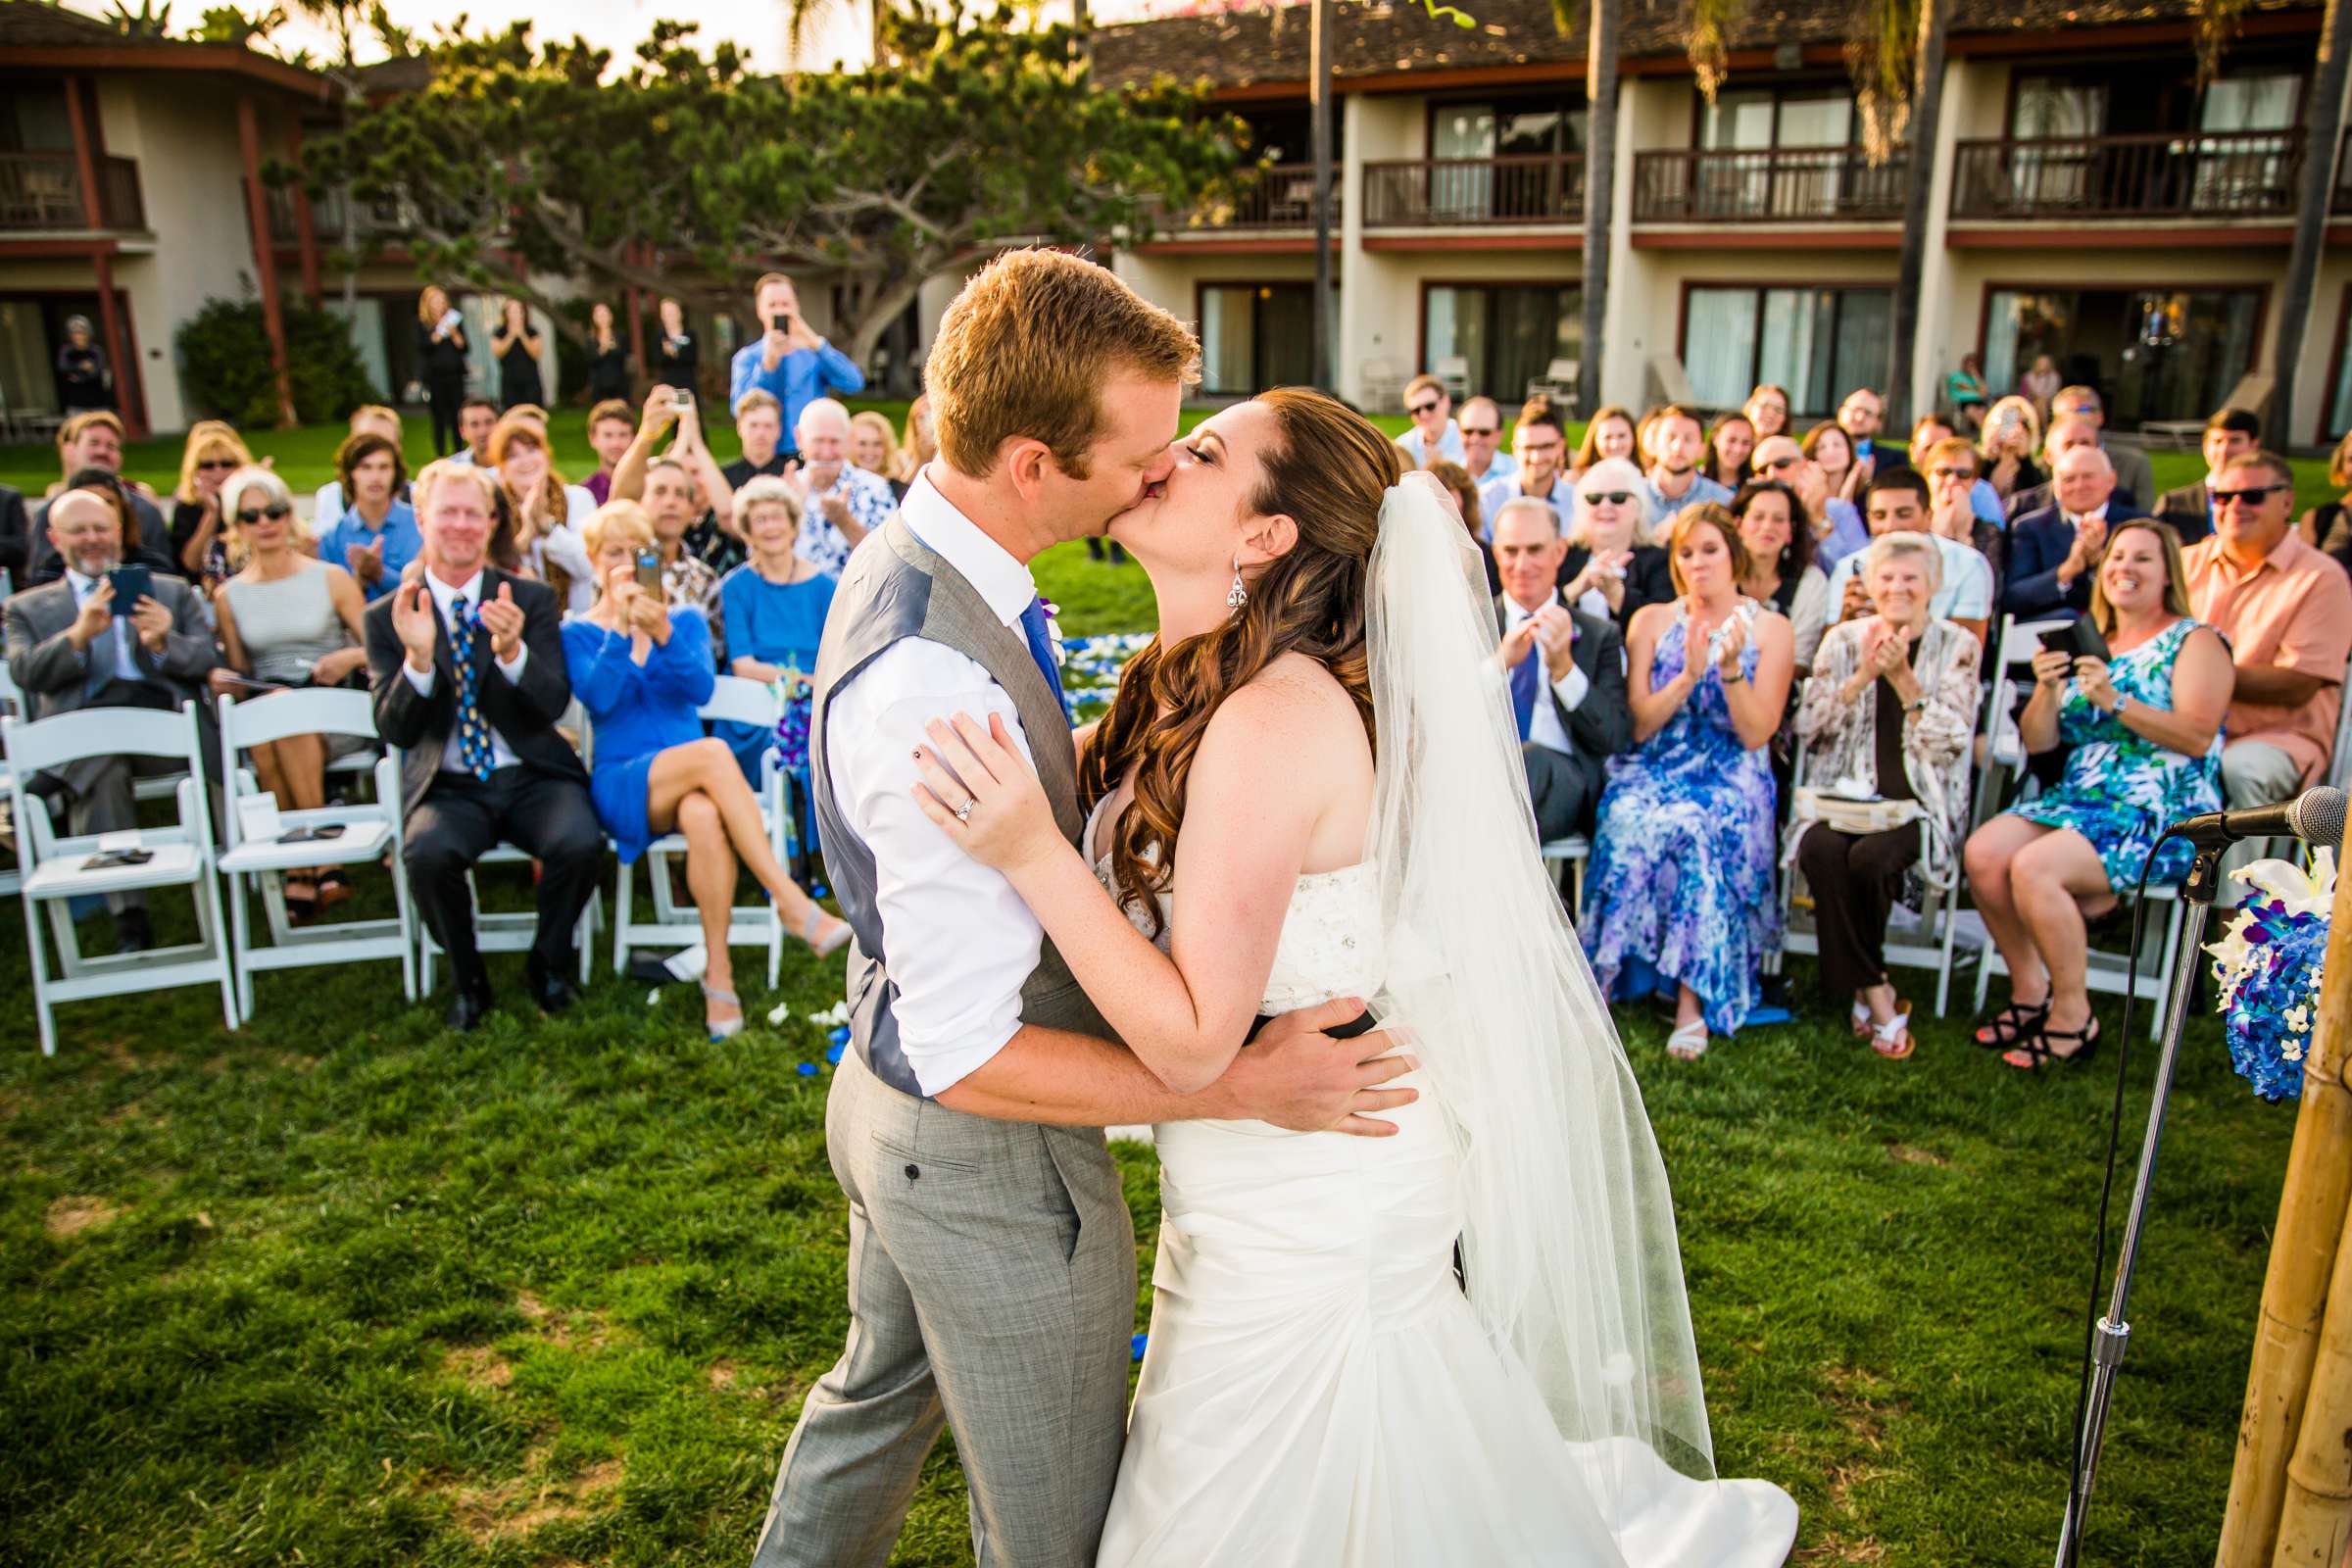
[401, 568, 531, 774]
[1396, 419, 1466, 468]
[823, 471, 1048, 1096]
[1501, 589, 1591, 758]
[65, 567, 139, 681]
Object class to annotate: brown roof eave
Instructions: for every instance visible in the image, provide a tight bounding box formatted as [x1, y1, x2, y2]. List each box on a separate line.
[2, 42, 336, 100]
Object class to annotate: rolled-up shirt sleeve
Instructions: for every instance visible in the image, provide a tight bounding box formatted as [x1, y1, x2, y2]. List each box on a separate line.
[827, 638, 1046, 1096]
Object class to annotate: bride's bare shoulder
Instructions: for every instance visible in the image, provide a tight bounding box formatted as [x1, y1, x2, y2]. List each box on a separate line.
[1200, 652, 1364, 759]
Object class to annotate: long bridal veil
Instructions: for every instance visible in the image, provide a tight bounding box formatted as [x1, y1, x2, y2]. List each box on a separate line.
[1364, 477, 1738, 1540]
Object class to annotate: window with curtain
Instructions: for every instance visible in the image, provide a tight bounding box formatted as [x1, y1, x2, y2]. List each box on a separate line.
[1200, 283, 1318, 397]
[1684, 285, 1893, 416]
[1424, 284, 1580, 406]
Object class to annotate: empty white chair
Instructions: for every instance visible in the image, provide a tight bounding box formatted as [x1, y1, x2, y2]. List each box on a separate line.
[216, 689, 415, 1019]
[6, 700, 236, 1054]
[610, 676, 791, 987]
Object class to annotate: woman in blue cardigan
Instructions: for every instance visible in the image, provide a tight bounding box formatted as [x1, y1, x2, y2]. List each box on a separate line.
[563, 501, 850, 1039]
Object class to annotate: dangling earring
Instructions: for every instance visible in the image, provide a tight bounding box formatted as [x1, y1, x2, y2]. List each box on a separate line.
[1226, 557, 1249, 613]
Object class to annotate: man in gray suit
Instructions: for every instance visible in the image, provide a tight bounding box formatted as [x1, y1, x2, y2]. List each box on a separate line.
[4, 488, 217, 951]
[752, 251, 1416, 1568]
[1490, 496, 1632, 841]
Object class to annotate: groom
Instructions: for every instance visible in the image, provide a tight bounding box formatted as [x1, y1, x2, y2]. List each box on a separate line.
[751, 252, 1417, 1567]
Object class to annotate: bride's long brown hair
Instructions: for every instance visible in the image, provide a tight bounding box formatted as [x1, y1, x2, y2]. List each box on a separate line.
[1079, 387, 1401, 928]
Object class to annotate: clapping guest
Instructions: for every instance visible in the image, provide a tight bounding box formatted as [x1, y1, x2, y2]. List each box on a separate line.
[207, 466, 371, 917]
[1913, 414, 2008, 527]
[312, 406, 406, 524]
[715, 477, 838, 788]
[314, 432, 419, 606]
[1979, 395, 2044, 502]
[1921, 437, 2007, 607]
[169, 419, 254, 588]
[1789, 534, 1983, 1059]
[585, 301, 631, 403]
[1492, 496, 1633, 841]
[487, 413, 595, 612]
[1733, 478, 1828, 672]
[417, 285, 468, 455]
[850, 412, 910, 502]
[1962, 519, 2227, 1068]
[1743, 383, 1791, 443]
[564, 501, 850, 1040]
[490, 298, 544, 411]
[1583, 503, 1795, 1058]
[1557, 457, 1673, 630]
[793, 397, 895, 578]
[2004, 444, 2146, 622]
[1569, 404, 1638, 484]
[1704, 412, 1755, 490]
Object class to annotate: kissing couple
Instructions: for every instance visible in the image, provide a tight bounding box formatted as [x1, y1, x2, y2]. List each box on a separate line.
[748, 251, 1798, 1567]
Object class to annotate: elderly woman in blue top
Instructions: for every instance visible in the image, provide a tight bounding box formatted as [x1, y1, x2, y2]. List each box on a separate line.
[716, 475, 836, 783]
[563, 501, 850, 1039]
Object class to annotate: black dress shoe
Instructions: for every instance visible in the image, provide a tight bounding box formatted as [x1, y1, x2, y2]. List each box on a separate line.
[524, 960, 579, 1015]
[446, 983, 494, 1033]
[114, 907, 152, 954]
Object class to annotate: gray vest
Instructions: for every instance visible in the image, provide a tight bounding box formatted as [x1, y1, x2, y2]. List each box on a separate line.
[810, 514, 1114, 1100]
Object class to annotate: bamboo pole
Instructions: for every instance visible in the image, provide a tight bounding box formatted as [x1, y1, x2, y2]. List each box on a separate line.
[2274, 1182, 2352, 1565]
[2219, 824, 2352, 1566]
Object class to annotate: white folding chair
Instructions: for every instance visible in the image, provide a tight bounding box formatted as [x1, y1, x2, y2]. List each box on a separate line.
[1968, 614, 2069, 835]
[6, 701, 236, 1054]
[1539, 834, 1590, 921]
[0, 657, 22, 898]
[216, 690, 415, 1019]
[610, 676, 790, 987]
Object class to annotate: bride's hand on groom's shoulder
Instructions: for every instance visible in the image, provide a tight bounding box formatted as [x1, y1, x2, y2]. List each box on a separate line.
[910, 711, 1062, 877]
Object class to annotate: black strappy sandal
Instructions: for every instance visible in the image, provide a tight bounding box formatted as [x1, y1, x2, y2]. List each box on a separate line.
[1973, 999, 2049, 1051]
[2004, 1014, 2102, 1072]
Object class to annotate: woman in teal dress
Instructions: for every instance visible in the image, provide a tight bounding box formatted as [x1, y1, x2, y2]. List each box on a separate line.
[1961, 518, 2230, 1070]
[563, 500, 850, 1041]
[1583, 504, 1796, 1059]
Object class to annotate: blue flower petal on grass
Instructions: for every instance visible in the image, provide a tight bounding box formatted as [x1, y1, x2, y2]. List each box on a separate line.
[826, 1042, 846, 1065]
[797, 1061, 819, 1077]
[828, 1025, 852, 1046]
[1130, 1332, 1149, 1361]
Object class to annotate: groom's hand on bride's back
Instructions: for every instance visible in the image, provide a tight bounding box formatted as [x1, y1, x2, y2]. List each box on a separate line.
[1230, 997, 1418, 1138]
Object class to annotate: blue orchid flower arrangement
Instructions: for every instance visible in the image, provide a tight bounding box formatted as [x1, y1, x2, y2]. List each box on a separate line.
[2206, 852, 2334, 1102]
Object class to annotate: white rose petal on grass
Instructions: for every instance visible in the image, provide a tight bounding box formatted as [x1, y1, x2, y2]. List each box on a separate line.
[766, 1002, 793, 1025]
[646, 989, 662, 1007]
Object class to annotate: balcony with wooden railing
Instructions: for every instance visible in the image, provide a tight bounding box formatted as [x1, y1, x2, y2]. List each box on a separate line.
[1632, 146, 1908, 223]
[1361, 153, 1583, 228]
[0, 151, 146, 232]
[1949, 128, 2306, 220]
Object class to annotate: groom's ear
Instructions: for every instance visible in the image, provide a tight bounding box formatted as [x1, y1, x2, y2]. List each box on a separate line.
[1001, 437, 1055, 500]
[1241, 512, 1299, 565]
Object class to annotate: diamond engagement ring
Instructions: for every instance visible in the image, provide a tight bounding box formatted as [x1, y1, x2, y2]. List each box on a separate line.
[956, 800, 976, 823]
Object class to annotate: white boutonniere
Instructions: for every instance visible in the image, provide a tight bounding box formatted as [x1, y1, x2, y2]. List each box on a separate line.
[1040, 598, 1066, 669]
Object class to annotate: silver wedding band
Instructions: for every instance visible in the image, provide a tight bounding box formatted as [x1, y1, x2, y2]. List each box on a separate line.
[956, 800, 975, 823]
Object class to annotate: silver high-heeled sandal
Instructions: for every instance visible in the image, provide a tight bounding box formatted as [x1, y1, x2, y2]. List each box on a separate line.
[804, 907, 853, 958]
[703, 983, 744, 1043]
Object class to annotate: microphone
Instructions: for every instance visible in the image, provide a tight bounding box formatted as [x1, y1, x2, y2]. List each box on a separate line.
[2171, 786, 2348, 850]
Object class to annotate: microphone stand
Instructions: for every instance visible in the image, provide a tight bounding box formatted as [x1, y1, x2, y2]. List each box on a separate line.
[2053, 839, 2224, 1566]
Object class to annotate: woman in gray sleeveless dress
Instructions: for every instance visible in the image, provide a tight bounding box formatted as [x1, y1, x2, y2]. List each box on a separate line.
[209, 467, 371, 916]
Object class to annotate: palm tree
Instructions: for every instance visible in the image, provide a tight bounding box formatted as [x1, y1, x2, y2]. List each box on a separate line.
[1880, 0, 1949, 427]
[2271, 0, 2346, 447]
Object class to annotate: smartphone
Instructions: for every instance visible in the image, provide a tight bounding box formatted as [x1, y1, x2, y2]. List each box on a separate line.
[105, 564, 152, 610]
[634, 548, 663, 595]
[671, 389, 694, 416]
[84, 848, 154, 870]
[768, 313, 787, 336]
[2036, 618, 2112, 664]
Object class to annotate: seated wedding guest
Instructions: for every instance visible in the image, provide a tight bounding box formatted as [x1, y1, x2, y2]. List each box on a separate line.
[1641, 404, 1734, 522]
[312, 405, 406, 523]
[1426, 460, 1498, 593]
[168, 419, 254, 589]
[315, 432, 420, 605]
[6, 487, 219, 954]
[722, 389, 796, 493]
[1826, 467, 1992, 643]
[1396, 373, 1464, 467]
[1839, 387, 1886, 486]
[2048, 384, 2158, 520]
[2157, 407, 2261, 547]
[1750, 433, 1864, 576]
[2183, 450, 2352, 819]
[1980, 395, 2044, 503]
[1921, 437, 2007, 607]
[794, 397, 896, 578]
[2004, 444, 2147, 622]
[1733, 478, 1828, 672]
[2004, 415, 2124, 521]
[0, 481, 27, 577]
[2299, 428, 2352, 578]
[1704, 412, 1755, 490]
[583, 398, 636, 505]
[1457, 396, 1515, 487]
[715, 477, 837, 786]
[1558, 456, 1674, 630]
[563, 500, 849, 1039]
[1963, 518, 2227, 1068]
[903, 392, 938, 474]
[1912, 413, 2006, 526]
[207, 466, 371, 918]
[1788, 534, 1983, 1059]
[1744, 383, 1791, 443]
[2023, 353, 2062, 425]
[612, 387, 735, 648]
[1583, 503, 1794, 1058]
[487, 412, 595, 612]
[1800, 419, 1865, 505]
[365, 460, 603, 1030]
[850, 411, 910, 502]
[1569, 404, 1638, 484]
[1479, 397, 1574, 534]
[451, 397, 500, 469]
[1492, 496, 1632, 841]
[27, 412, 171, 583]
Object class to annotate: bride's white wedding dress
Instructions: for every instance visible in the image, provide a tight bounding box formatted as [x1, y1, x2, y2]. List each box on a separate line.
[1088, 804, 1798, 1567]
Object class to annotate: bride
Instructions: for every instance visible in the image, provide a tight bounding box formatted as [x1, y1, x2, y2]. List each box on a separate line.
[907, 388, 1797, 1566]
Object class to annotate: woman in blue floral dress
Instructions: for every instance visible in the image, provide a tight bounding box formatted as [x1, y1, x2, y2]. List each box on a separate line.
[1584, 504, 1796, 1058]
[1961, 518, 2230, 1069]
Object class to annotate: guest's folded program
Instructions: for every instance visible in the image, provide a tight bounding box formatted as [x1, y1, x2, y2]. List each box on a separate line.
[561, 500, 849, 1040]
[1962, 518, 2228, 1071]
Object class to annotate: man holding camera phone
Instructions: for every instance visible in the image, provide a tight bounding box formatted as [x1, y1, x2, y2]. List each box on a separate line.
[726, 272, 865, 449]
[5, 489, 220, 953]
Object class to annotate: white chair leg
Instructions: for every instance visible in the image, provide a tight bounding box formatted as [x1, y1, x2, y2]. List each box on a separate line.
[24, 891, 57, 1057]
[613, 857, 635, 976]
[1935, 886, 1958, 1018]
[228, 870, 256, 1022]
[201, 860, 239, 1032]
[392, 858, 417, 1003]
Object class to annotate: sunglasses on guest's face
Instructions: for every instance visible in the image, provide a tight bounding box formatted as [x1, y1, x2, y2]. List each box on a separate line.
[1762, 456, 1799, 471]
[1582, 491, 1632, 507]
[1407, 400, 1441, 416]
[236, 502, 293, 525]
[2213, 485, 2286, 508]
[198, 458, 239, 471]
[1933, 466, 1974, 481]
[1461, 425, 1497, 438]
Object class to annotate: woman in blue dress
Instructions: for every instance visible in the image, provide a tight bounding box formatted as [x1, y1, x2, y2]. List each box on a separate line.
[1584, 503, 1796, 1059]
[563, 500, 851, 1040]
[1962, 518, 2229, 1070]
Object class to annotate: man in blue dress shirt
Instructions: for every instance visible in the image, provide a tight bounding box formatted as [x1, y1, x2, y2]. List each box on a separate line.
[727, 271, 866, 454]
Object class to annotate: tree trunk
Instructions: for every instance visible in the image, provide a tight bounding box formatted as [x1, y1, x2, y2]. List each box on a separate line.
[2268, 0, 2347, 449]
[1578, 0, 1617, 420]
[1886, 0, 1947, 430]
[843, 271, 930, 380]
[1309, 0, 1336, 393]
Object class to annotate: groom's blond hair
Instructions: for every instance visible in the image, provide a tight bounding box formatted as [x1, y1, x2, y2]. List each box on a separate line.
[927, 249, 1200, 480]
